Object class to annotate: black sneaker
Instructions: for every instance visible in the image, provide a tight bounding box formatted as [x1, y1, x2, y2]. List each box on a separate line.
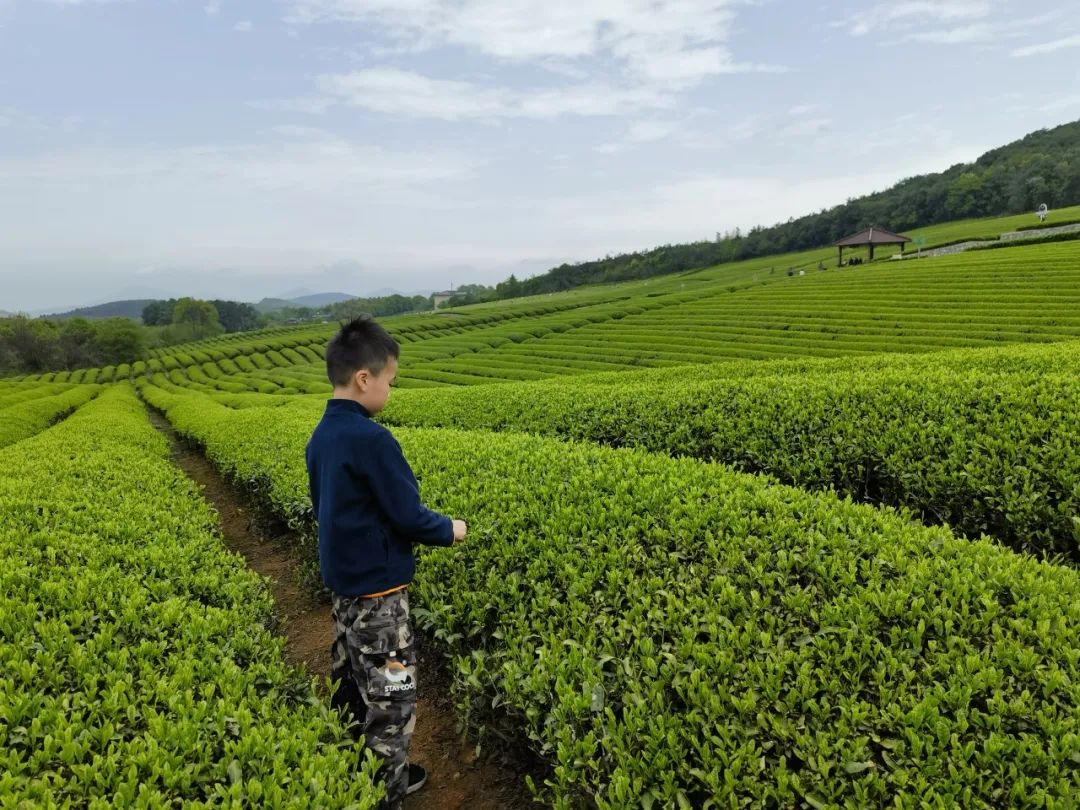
[405, 762, 428, 795]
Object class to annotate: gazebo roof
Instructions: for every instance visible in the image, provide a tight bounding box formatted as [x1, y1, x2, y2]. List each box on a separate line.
[833, 226, 911, 247]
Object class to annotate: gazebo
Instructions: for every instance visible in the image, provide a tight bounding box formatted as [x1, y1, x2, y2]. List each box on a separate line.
[834, 226, 911, 265]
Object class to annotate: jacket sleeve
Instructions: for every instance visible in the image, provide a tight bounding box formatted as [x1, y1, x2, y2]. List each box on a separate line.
[304, 442, 320, 515]
[365, 430, 454, 547]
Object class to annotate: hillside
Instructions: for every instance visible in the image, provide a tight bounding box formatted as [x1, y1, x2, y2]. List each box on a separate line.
[288, 292, 356, 308]
[20, 292, 356, 321]
[9, 203, 1080, 390]
[14, 206, 1076, 393]
[7, 191, 1080, 810]
[254, 292, 356, 313]
[42, 298, 155, 321]
[481, 119, 1080, 299]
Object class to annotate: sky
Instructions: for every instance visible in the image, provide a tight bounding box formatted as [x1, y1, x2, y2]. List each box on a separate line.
[1, 0, 1079, 314]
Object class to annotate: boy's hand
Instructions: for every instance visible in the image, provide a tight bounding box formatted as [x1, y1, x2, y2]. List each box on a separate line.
[452, 519, 468, 543]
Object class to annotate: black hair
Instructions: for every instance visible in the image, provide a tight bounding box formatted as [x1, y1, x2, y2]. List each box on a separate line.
[325, 315, 400, 387]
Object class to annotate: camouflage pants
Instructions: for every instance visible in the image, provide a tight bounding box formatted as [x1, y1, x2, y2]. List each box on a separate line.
[331, 588, 417, 807]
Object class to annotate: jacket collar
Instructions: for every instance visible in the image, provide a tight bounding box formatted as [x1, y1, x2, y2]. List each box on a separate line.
[326, 398, 371, 418]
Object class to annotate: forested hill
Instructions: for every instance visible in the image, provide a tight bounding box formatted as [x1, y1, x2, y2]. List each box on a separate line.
[44, 299, 155, 321]
[485, 119, 1080, 300]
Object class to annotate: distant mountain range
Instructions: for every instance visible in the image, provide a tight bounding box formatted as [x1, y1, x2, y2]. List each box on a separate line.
[24, 290, 431, 320]
[43, 299, 158, 321]
[253, 292, 357, 313]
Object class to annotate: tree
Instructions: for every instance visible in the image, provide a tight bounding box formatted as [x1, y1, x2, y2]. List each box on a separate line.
[210, 300, 260, 333]
[445, 283, 495, 307]
[170, 298, 224, 341]
[945, 172, 987, 218]
[456, 283, 491, 296]
[94, 318, 144, 365]
[141, 299, 177, 326]
[495, 274, 522, 298]
[0, 316, 61, 372]
[60, 318, 100, 368]
[326, 295, 431, 321]
[0, 341, 19, 375]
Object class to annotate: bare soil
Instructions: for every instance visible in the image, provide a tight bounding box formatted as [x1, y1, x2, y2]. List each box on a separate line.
[145, 406, 544, 810]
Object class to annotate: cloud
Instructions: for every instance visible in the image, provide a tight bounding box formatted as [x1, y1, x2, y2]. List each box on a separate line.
[626, 120, 678, 142]
[1038, 94, 1080, 112]
[718, 107, 832, 145]
[280, 67, 669, 120]
[0, 130, 472, 191]
[1011, 33, 1080, 57]
[596, 102, 839, 155]
[834, 4, 1068, 51]
[234, 19, 252, 31]
[594, 118, 680, 154]
[283, 1, 782, 85]
[261, 2, 784, 121]
[0, 105, 81, 132]
[899, 9, 1069, 46]
[835, 1, 991, 37]
[250, 96, 335, 114]
[779, 116, 832, 139]
[314, 69, 508, 120]
[906, 22, 1005, 44]
[0, 129, 481, 305]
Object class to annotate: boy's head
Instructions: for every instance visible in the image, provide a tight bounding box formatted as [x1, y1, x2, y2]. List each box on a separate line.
[325, 315, 399, 413]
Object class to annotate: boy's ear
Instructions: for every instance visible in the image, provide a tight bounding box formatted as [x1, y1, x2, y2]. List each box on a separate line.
[353, 368, 368, 389]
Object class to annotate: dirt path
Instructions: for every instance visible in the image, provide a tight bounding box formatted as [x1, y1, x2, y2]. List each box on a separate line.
[144, 406, 543, 810]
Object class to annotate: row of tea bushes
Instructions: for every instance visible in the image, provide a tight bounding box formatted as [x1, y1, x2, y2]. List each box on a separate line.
[12, 228, 1080, 390]
[0, 384, 102, 449]
[0, 381, 77, 410]
[393, 242, 1080, 380]
[509, 337, 1080, 388]
[380, 342, 1080, 559]
[141, 382, 1080, 808]
[0, 385, 381, 807]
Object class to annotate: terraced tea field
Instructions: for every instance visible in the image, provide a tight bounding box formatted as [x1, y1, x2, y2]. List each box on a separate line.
[4, 216, 1080, 807]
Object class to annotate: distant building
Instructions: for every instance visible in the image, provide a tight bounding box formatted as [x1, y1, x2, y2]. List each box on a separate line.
[432, 290, 458, 309]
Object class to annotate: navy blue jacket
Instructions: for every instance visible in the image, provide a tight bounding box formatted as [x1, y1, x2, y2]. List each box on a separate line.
[305, 398, 453, 597]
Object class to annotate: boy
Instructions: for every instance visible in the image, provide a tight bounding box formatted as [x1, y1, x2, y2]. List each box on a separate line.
[305, 315, 467, 810]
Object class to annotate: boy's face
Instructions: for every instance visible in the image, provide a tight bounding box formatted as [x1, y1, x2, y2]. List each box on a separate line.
[353, 356, 398, 414]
